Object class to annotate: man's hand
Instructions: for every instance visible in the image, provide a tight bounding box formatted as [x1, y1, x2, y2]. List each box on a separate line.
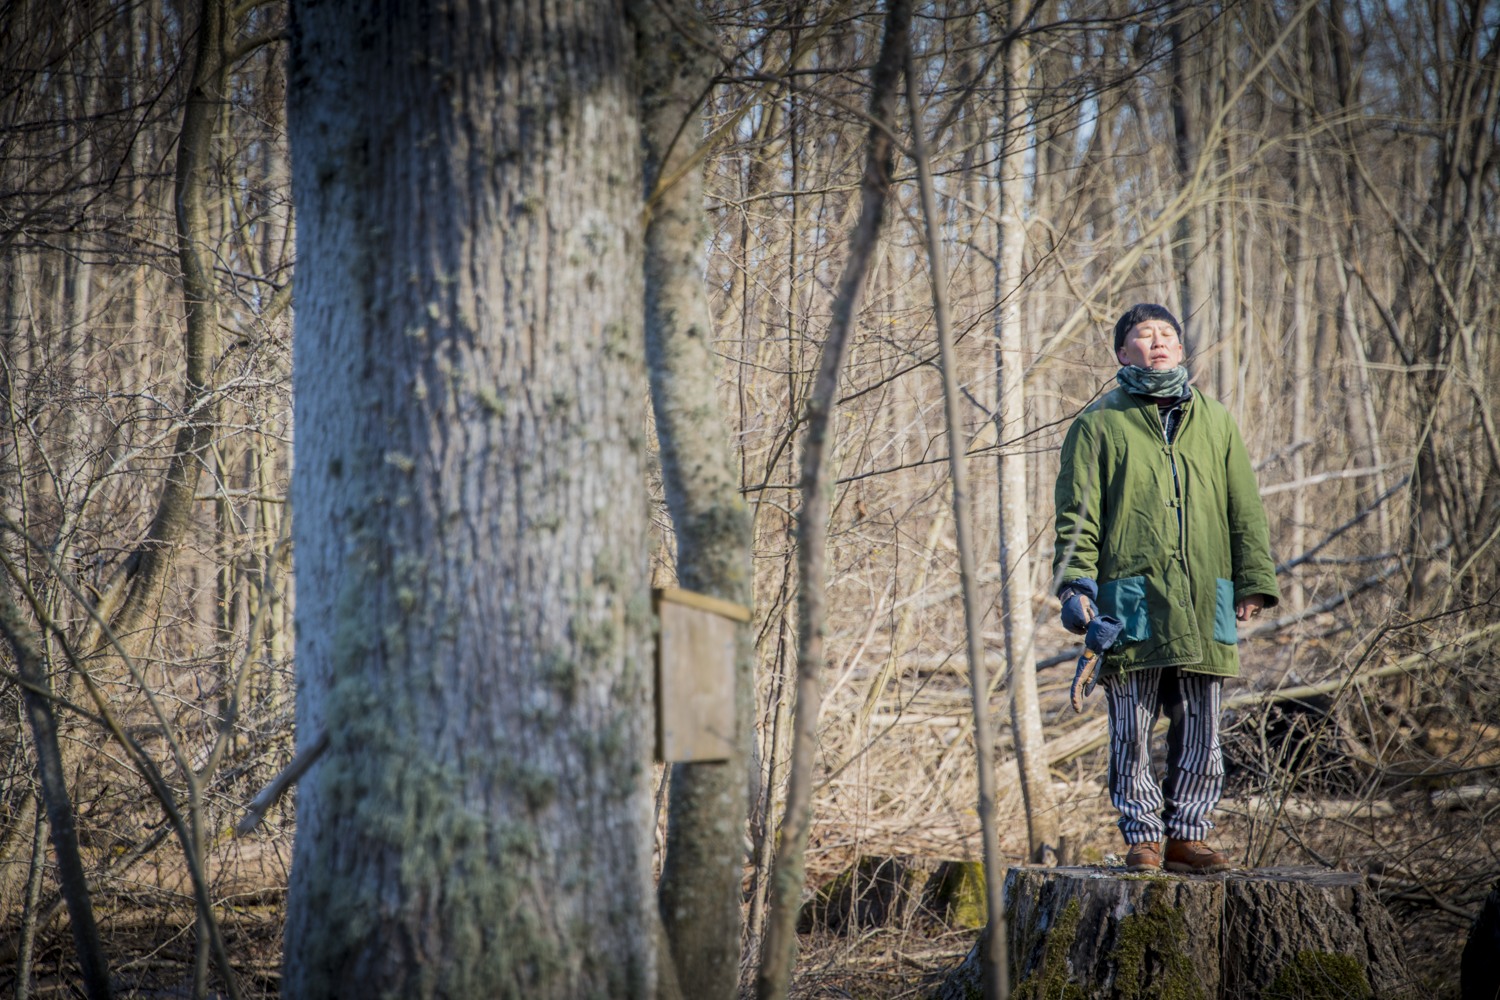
[1059, 580, 1098, 634]
[1084, 614, 1123, 653]
[1235, 594, 1267, 622]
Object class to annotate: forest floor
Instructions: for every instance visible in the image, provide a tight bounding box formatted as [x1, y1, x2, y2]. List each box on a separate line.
[4, 620, 1496, 997]
[2, 744, 1490, 999]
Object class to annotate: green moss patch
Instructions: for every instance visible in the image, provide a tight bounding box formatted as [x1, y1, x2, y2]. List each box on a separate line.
[1013, 896, 1086, 1000]
[1265, 950, 1373, 1000]
[928, 861, 988, 930]
[1108, 881, 1207, 1000]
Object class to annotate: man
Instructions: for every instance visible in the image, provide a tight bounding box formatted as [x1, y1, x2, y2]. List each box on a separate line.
[1053, 303, 1280, 873]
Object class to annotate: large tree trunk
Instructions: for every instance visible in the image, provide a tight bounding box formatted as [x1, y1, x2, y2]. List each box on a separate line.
[284, 2, 655, 996]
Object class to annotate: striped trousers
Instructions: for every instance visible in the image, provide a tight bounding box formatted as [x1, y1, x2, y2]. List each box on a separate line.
[1103, 667, 1224, 844]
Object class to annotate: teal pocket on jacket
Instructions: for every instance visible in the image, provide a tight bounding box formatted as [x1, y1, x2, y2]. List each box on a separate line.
[1099, 576, 1151, 643]
[1213, 578, 1238, 644]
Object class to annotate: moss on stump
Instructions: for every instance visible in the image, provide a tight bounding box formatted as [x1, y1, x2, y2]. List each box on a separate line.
[926, 860, 988, 931]
[1108, 880, 1209, 1000]
[1011, 897, 1086, 1000]
[1266, 951, 1373, 1000]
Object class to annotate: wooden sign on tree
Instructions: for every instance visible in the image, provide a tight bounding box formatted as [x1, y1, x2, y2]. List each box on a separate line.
[654, 587, 749, 763]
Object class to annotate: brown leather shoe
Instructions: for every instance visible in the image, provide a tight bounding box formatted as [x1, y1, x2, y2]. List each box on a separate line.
[1164, 838, 1231, 873]
[1124, 841, 1162, 872]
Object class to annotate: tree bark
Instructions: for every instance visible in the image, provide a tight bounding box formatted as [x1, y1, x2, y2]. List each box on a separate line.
[284, 2, 655, 996]
[633, 2, 755, 996]
[1220, 868, 1410, 998]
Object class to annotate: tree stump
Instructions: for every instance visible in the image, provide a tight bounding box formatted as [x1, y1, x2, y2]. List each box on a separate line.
[798, 856, 935, 933]
[933, 865, 1414, 1000]
[799, 857, 991, 934]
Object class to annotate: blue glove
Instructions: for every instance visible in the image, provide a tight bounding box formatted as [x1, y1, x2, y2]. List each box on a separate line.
[1084, 614, 1123, 653]
[1059, 579, 1098, 634]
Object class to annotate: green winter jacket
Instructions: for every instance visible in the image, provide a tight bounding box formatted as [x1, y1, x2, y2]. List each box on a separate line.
[1052, 386, 1280, 678]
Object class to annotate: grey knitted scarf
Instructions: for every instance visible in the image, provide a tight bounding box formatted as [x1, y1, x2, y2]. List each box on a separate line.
[1117, 364, 1191, 398]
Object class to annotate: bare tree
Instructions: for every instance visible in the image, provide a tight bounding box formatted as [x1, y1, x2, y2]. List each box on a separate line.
[634, 1, 755, 995]
[755, 3, 910, 997]
[995, 0, 1057, 866]
[908, 38, 1008, 999]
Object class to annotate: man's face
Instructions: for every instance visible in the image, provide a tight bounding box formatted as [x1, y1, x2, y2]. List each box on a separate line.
[1116, 319, 1184, 370]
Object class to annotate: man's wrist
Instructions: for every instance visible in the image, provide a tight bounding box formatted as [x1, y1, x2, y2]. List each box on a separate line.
[1058, 577, 1098, 602]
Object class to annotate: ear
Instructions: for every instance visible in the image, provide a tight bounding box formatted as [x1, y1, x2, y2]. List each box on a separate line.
[1116, 348, 1128, 366]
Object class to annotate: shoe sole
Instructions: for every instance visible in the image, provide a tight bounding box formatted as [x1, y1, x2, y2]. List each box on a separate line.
[1126, 863, 1162, 873]
[1164, 861, 1230, 873]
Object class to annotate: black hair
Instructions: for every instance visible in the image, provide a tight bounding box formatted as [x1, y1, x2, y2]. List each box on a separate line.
[1113, 303, 1182, 352]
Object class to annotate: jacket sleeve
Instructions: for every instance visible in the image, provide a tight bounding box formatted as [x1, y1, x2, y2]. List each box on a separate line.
[1225, 420, 1281, 608]
[1053, 414, 1103, 593]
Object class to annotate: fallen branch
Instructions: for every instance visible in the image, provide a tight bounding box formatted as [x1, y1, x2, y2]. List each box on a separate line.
[1430, 785, 1500, 811]
[1260, 463, 1403, 496]
[1219, 794, 1395, 821]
